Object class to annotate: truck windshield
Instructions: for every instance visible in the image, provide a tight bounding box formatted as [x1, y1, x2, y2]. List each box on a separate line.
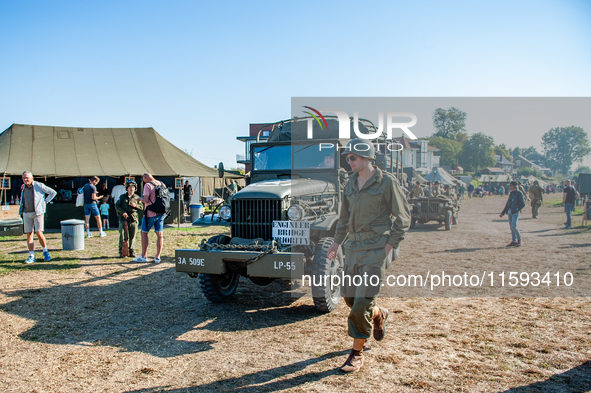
[253, 145, 291, 171]
[294, 144, 335, 169]
[252, 143, 336, 171]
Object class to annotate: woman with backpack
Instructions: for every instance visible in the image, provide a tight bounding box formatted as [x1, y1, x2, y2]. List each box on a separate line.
[132, 173, 170, 264]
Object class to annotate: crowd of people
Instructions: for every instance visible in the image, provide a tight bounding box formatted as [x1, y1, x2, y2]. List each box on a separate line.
[17, 171, 171, 264]
[403, 175, 582, 249]
[498, 179, 581, 247]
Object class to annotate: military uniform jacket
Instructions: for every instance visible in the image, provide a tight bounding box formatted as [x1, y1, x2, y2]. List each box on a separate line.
[409, 185, 424, 198]
[334, 167, 411, 251]
[529, 185, 544, 200]
[115, 193, 144, 222]
[431, 186, 442, 197]
[443, 190, 456, 201]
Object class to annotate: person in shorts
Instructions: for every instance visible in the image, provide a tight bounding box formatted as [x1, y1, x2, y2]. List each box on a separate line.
[83, 176, 107, 238]
[19, 171, 57, 264]
[133, 173, 165, 263]
[99, 199, 110, 230]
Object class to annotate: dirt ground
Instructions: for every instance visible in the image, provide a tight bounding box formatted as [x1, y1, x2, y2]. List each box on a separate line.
[1, 194, 590, 392]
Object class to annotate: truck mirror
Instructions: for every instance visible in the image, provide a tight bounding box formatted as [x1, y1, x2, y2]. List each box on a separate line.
[218, 162, 224, 178]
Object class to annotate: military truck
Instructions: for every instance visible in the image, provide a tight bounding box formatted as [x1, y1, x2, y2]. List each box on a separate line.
[175, 117, 381, 313]
[409, 195, 459, 230]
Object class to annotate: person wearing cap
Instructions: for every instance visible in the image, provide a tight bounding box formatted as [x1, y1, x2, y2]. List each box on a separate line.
[115, 180, 143, 258]
[528, 180, 544, 219]
[326, 138, 411, 373]
[500, 181, 525, 246]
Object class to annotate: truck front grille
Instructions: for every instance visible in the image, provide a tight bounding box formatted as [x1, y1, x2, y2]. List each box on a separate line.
[420, 201, 440, 214]
[231, 199, 283, 240]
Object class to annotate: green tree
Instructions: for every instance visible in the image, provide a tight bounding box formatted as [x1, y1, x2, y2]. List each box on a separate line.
[542, 126, 591, 174]
[459, 133, 496, 171]
[432, 107, 467, 141]
[428, 136, 463, 167]
[495, 144, 513, 161]
[520, 146, 544, 161]
[517, 167, 543, 178]
[575, 165, 591, 174]
[511, 146, 521, 160]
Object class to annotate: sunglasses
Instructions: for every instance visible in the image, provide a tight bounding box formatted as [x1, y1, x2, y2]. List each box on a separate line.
[345, 155, 358, 162]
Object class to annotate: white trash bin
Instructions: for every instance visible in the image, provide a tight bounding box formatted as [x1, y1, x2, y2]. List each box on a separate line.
[60, 219, 85, 251]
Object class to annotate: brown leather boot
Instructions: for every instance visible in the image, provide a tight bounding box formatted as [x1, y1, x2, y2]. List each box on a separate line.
[373, 307, 389, 341]
[340, 349, 364, 373]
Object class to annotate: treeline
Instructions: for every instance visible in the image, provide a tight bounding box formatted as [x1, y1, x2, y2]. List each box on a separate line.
[427, 108, 591, 175]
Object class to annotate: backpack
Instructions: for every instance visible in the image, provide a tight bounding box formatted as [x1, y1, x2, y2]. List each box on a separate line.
[146, 181, 170, 215]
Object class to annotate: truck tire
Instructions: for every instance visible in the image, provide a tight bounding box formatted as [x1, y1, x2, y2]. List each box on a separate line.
[311, 237, 343, 313]
[199, 272, 239, 303]
[444, 211, 452, 230]
[198, 234, 238, 303]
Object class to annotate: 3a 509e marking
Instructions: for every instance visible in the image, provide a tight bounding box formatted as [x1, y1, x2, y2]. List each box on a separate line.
[177, 257, 205, 266]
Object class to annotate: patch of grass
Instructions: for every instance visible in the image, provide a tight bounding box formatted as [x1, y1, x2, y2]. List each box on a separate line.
[544, 199, 585, 215]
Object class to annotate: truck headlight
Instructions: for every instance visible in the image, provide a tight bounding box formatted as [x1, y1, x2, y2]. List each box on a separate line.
[219, 205, 232, 220]
[439, 203, 444, 207]
[416, 202, 421, 207]
[287, 205, 304, 221]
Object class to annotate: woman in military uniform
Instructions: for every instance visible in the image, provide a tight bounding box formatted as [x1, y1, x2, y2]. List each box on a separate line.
[115, 180, 144, 258]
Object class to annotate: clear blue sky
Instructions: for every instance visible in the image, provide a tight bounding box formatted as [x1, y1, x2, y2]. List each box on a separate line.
[1, 0, 590, 169]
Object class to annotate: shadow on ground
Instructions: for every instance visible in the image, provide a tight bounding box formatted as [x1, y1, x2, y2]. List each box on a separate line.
[559, 243, 591, 249]
[0, 265, 319, 358]
[124, 349, 349, 393]
[501, 361, 591, 392]
[428, 247, 500, 254]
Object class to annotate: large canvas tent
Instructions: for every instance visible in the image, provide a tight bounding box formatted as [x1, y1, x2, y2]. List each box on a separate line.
[0, 124, 219, 177]
[403, 167, 427, 184]
[424, 167, 464, 186]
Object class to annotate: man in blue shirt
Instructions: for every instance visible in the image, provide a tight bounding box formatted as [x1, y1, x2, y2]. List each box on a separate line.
[83, 176, 107, 238]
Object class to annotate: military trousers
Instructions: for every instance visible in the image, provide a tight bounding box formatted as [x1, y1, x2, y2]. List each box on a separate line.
[531, 198, 542, 218]
[343, 247, 388, 339]
[118, 218, 138, 255]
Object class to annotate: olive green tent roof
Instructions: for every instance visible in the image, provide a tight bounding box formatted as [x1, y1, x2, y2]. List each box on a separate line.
[0, 124, 220, 178]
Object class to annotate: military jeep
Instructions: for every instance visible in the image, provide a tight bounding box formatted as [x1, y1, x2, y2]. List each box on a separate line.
[410, 196, 459, 230]
[175, 117, 381, 313]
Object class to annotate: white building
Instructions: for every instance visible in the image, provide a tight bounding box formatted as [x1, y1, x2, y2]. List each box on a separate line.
[393, 137, 440, 174]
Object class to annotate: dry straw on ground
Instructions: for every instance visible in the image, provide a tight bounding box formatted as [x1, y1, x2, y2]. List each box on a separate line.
[1, 194, 590, 392]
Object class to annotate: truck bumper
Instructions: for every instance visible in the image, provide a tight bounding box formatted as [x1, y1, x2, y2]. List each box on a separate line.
[175, 249, 305, 279]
